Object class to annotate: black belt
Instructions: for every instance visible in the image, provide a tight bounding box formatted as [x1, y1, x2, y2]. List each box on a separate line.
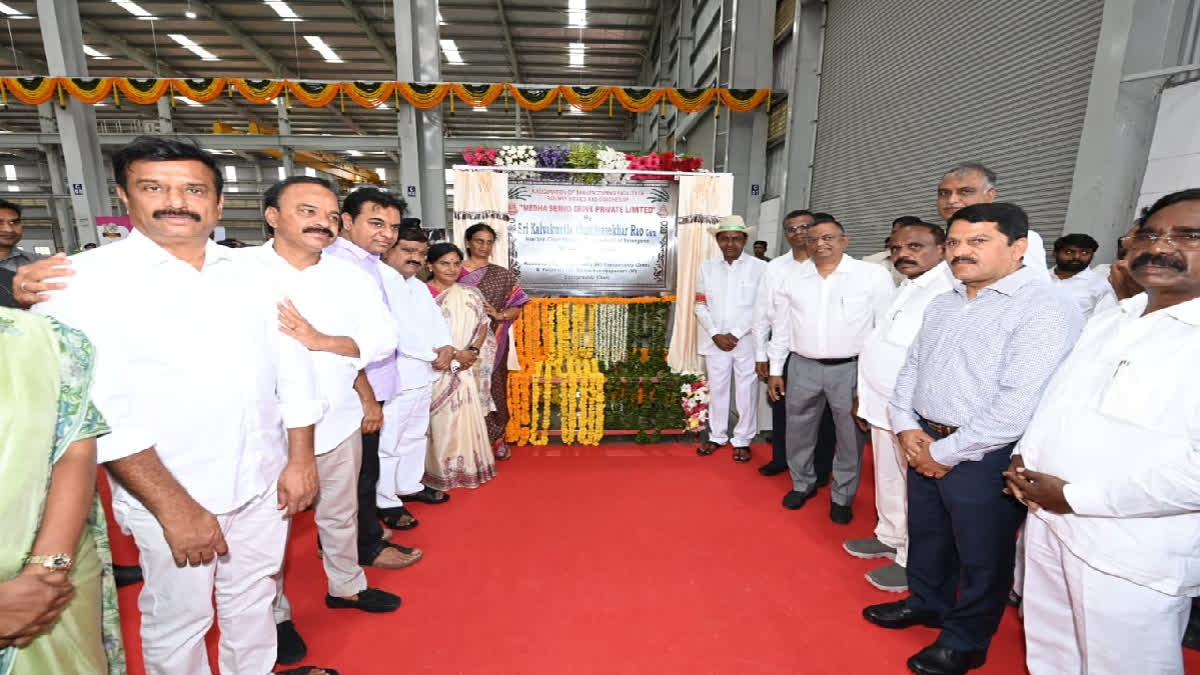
[918, 416, 959, 436]
[811, 356, 857, 366]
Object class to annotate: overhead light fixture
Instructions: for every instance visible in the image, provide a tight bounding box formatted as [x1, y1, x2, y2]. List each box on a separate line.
[303, 35, 343, 63]
[568, 105, 584, 115]
[265, 1, 302, 22]
[277, 166, 287, 180]
[473, 106, 488, 112]
[181, 97, 204, 107]
[305, 167, 317, 177]
[347, 150, 363, 157]
[4, 164, 16, 181]
[377, 103, 388, 109]
[83, 45, 113, 60]
[569, 42, 585, 68]
[437, 10, 445, 25]
[0, 2, 32, 18]
[185, 10, 197, 18]
[112, 0, 157, 20]
[376, 167, 387, 181]
[439, 39, 464, 65]
[568, 0, 586, 27]
[169, 34, 220, 61]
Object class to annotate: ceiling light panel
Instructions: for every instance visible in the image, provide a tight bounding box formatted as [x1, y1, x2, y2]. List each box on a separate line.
[304, 36, 343, 63]
[265, 1, 302, 21]
[169, 34, 219, 61]
[439, 39, 464, 65]
[82, 45, 112, 60]
[568, 0, 586, 27]
[569, 43, 585, 67]
[0, 2, 32, 18]
[112, 0, 156, 19]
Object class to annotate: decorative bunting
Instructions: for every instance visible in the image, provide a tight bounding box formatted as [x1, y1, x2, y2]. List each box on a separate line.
[233, 78, 286, 104]
[665, 88, 717, 113]
[507, 85, 559, 112]
[450, 83, 505, 108]
[0, 77, 771, 115]
[612, 87, 665, 113]
[2, 77, 57, 105]
[718, 88, 771, 112]
[287, 80, 339, 107]
[116, 78, 171, 105]
[60, 78, 114, 104]
[396, 82, 450, 109]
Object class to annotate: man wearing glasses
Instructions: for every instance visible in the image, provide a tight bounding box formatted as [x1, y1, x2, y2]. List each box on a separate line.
[1005, 188, 1200, 674]
[766, 215, 894, 524]
[752, 210, 838, 486]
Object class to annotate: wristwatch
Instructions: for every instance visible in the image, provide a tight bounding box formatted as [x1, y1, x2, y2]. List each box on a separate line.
[24, 553, 74, 572]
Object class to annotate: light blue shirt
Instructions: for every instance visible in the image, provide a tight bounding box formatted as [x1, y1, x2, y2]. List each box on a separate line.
[888, 265, 1084, 467]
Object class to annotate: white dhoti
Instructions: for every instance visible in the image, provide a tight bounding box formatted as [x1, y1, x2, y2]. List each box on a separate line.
[704, 341, 758, 447]
[275, 430, 367, 623]
[870, 425, 908, 566]
[1023, 515, 1190, 675]
[376, 384, 433, 508]
[117, 486, 288, 675]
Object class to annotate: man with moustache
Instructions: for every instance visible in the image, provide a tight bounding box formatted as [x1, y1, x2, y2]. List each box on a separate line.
[936, 163, 1049, 279]
[767, 215, 894, 523]
[1005, 189, 1200, 674]
[695, 216, 767, 462]
[752, 240, 771, 261]
[0, 198, 43, 272]
[375, 225, 455, 525]
[862, 216, 921, 285]
[29, 137, 333, 675]
[1050, 233, 1114, 318]
[246, 177, 408, 667]
[866, 203, 1082, 675]
[752, 210, 838, 482]
[846, 221, 952, 592]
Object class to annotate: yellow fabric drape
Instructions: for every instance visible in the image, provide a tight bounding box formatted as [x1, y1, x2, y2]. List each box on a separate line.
[668, 174, 733, 374]
[452, 169, 510, 268]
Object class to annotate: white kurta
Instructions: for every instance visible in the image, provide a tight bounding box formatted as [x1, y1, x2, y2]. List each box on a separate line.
[1016, 293, 1200, 673]
[1050, 265, 1116, 318]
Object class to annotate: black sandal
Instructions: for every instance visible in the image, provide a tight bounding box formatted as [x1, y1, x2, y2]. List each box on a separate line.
[277, 667, 340, 675]
[732, 446, 752, 463]
[697, 441, 722, 456]
[378, 506, 418, 530]
[400, 486, 451, 504]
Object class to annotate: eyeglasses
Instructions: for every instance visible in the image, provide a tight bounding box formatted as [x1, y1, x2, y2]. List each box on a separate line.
[783, 225, 810, 234]
[801, 234, 843, 245]
[1120, 231, 1200, 250]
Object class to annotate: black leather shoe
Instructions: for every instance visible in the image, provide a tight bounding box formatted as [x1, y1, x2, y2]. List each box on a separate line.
[830, 503, 853, 525]
[276, 620, 307, 664]
[113, 564, 143, 588]
[862, 600, 942, 629]
[758, 461, 788, 476]
[326, 587, 402, 613]
[906, 643, 986, 675]
[781, 486, 818, 510]
[1184, 598, 1200, 650]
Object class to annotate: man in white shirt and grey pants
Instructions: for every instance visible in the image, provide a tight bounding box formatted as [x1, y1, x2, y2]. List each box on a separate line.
[33, 137, 331, 675]
[767, 215, 894, 524]
[694, 215, 767, 462]
[1008, 188, 1200, 675]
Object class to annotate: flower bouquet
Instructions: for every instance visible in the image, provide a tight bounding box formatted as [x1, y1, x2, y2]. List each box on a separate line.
[597, 145, 630, 183]
[498, 144, 536, 180]
[536, 145, 570, 180]
[462, 146, 498, 166]
[680, 377, 710, 432]
[569, 144, 601, 184]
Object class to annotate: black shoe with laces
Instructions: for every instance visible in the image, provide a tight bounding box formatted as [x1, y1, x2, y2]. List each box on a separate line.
[276, 620, 307, 664]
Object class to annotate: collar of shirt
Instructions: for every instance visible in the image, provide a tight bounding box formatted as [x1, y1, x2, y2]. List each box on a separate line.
[330, 235, 375, 262]
[949, 263, 1041, 298]
[124, 227, 234, 269]
[717, 253, 754, 267]
[1119, 293, 1200, 326]
[794, 253, 855, 278]
[900, 261, 951, 290]
[1050, 266, 1098, 283]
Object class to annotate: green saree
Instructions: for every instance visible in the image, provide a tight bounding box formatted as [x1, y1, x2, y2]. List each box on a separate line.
[0, 308, 125, 675]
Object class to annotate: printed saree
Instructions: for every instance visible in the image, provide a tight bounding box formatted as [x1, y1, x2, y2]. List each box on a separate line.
[424, 284, 499, 490]
[0, 308, 125, 675]
[457, 264, 530, 458]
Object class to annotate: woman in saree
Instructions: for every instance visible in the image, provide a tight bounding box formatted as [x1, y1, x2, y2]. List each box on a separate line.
[0, 307, 125, 675]
[458, 223, 530, 460]
[425, 243, 499, 491]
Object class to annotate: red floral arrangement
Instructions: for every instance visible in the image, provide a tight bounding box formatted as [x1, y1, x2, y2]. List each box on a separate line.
[462, 146, 499, 166]
[624, 151, 704, 181]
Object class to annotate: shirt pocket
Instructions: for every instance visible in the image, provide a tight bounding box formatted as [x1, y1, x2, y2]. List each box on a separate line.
[1097, 358, 1176, 431]
[738, 278, 759, 305]
[841, 293, 871, 322]
[883, 307, 924, 347]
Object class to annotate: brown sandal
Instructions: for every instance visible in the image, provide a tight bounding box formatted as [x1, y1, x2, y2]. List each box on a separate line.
[697, 441, 722, 456]
[732, 446, 752, 463]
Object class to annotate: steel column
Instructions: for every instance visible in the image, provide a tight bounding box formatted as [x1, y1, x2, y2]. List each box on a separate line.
[395, 0, 447, 229]
[778, 0, 825, 217]
[724, 0, 773, 226]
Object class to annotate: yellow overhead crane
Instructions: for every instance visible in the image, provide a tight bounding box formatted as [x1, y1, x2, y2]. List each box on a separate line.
[212, 121, 383, 186]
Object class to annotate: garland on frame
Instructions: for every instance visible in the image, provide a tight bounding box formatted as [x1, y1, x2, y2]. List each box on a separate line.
[0, 78, 770, 114]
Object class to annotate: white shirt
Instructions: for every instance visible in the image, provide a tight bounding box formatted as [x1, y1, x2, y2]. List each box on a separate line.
[694, 253, 766, 356]
[1050, 265, 1116, 318]
[382, 269, 454, 390]
[244, 243, 399, 454]
[35, 229, 325, 514]
[752, 252, 806, 361]
[862, 249, 904, 285]
[766, 254, 895, 375]
[1024, 230, 1051, 280]
[1016, 294, 1200, 596]
[856, 262, 953, 430]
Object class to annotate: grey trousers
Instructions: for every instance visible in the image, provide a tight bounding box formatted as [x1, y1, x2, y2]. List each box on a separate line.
[784, 354, 866, 506]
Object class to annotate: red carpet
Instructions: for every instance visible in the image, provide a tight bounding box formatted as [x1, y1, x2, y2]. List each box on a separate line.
[115, 443, 1200, 674]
